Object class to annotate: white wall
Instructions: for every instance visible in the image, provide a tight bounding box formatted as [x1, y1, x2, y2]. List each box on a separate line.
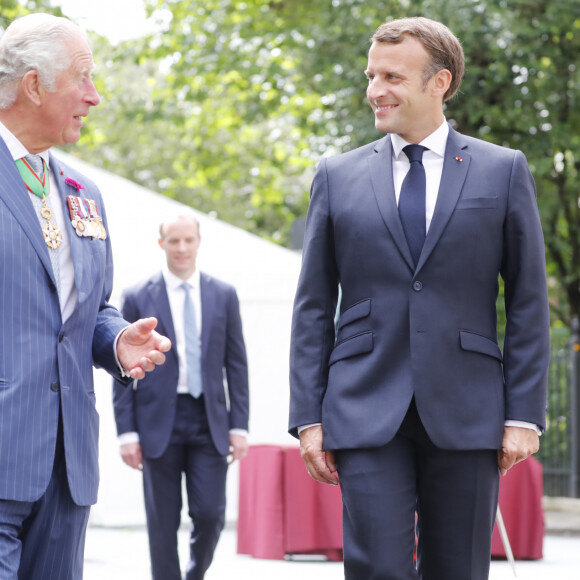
[55, 152, 301, 526]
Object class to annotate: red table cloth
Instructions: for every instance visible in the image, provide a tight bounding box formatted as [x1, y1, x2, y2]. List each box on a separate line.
[237, 445, 342, 560]
[491, 456, 544, 560]
[238, 445, 543, 561]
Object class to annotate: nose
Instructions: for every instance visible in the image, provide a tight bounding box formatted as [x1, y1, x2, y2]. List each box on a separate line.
[367, 78, 384, 103]
[85, 78, 100, 107]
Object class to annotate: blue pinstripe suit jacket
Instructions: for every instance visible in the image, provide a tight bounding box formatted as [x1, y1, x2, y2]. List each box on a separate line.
[0, 138, 129, 506]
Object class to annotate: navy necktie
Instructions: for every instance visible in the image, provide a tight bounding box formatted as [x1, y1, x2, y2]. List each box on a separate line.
[399, 144, 427, 267]
[182, 282, 203, 398]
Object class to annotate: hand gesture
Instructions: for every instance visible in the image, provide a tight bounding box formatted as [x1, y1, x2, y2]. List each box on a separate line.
[116, 317, 172, 380]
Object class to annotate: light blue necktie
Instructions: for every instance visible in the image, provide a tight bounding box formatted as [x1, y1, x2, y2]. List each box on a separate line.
[398, 144, 428, 268]
[182, 282, 203, 398]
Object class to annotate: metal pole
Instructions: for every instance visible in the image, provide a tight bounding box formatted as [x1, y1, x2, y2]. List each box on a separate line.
[496, 506, 517, 577]
[570, 316, 580, 497]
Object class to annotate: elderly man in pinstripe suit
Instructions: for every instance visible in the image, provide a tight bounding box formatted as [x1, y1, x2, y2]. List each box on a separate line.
[0, 14, 171, 579]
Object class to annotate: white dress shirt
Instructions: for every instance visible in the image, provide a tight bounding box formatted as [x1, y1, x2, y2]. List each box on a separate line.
[391, 119, 448, 233]
[0, 121, 77, 321]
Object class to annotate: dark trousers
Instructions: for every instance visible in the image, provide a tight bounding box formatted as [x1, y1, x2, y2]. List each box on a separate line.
[143, 395, 228, 580]
[0, 413, 90, 580]
[335, 399, 500, 580]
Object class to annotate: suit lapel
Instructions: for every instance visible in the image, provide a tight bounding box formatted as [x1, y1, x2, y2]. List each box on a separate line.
[0, 138, 56, 283]
[149, 272, 178, 344]
[416, 127, 470, 271]
[368, 135, 415, 270]
[199, 273, 215, 363]
[50, 155, 89, 299]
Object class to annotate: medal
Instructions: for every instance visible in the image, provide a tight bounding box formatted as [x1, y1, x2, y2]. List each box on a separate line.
[66, 194, 107, 240]
[15, 157, 62, 250]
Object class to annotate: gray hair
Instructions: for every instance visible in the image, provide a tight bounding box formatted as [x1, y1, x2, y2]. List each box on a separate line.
[0, 13, 83, 109]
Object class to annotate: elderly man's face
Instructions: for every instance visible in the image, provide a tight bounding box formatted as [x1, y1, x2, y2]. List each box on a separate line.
[37, 34, 100, 149]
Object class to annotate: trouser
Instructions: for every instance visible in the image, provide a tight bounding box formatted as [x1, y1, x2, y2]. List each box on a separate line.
[335, 398, 500, 580]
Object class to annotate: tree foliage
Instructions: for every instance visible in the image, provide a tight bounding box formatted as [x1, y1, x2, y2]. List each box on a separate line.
[2, 0, 579, 324]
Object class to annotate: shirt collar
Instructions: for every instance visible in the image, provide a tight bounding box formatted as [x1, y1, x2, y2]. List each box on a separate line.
[0, 120, 50, 166]
[162, 266, 200, 291]
[391, 119, 449, 160]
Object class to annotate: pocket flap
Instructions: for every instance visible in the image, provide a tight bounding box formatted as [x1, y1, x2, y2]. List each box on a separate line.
[337, 299, 371, 330]
[460, 330, 502, 361]
[329, 332, 373, 365]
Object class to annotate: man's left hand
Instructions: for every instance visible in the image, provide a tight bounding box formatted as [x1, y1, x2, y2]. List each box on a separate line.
[117, 317, 172, 380]
[497, 426, 540, 476]
[229, 434, 249, 462]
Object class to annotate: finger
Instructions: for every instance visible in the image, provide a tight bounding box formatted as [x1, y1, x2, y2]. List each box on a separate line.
[129, 368, 145, 380]
[305, 456, 339, 485]
[157, 336, 172, 353]
[134, 317, 158, 333]
[147, 350, 167, 365]
[139, 357, 156, 372]
[325, 449, 337, 473]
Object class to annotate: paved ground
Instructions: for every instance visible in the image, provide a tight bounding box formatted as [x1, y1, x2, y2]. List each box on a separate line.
[84, 524, 580, 580]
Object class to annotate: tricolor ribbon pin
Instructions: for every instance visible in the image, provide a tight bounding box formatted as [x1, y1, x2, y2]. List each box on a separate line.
[455, 156, 463, 162]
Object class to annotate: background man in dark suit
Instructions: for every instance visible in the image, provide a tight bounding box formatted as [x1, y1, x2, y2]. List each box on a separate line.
[113, 214, 250, 580]
[0, 13, 170, 580]
[289, 16, 550, 580]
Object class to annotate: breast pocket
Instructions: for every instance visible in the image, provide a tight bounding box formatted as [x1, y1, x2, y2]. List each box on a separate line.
[455, 197, 498, 210]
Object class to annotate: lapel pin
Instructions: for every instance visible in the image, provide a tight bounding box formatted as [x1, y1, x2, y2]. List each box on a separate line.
[455, 156, 463, 162]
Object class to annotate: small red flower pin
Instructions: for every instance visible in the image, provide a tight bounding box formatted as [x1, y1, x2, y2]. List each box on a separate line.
[455, 156, 463, 162]
[65, 177, 85, 191]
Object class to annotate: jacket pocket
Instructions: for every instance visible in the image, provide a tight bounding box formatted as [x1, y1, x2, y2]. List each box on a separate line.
[455, 197, 498, 210]
[337, 298, 371, 330]
[459, 330, 502, 361]
[329, 331, 373, 365]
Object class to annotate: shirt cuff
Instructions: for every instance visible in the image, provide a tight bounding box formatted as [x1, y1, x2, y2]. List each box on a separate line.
[504, 420, 542, 435]
[114, 328, 132, 377]
[118, 432, 140, 446]
[297, 423, 322, 435]
[229, 429, 249, 438]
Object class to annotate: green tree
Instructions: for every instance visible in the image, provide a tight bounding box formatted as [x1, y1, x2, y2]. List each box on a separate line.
[66, 0, 579, 324]
[0, 0, 62, 26]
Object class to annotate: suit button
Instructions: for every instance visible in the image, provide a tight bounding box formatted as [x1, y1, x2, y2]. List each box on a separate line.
[51, 382, 60, 392]
[59, 332, 65, 343]
[413, 281, 423, 292]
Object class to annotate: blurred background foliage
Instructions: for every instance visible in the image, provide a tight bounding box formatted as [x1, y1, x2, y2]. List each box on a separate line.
[1, 0, 578, 326]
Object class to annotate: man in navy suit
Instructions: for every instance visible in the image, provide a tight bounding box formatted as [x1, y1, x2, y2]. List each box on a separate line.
[290, 17, 550, 579]
[113, 214, 249, 580]
[0, 13, 171, 580]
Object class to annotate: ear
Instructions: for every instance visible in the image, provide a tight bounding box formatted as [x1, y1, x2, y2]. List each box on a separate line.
[157, 238, 164, 249]
[21, 70, 44, 106]
[431, 68, 452, 98]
